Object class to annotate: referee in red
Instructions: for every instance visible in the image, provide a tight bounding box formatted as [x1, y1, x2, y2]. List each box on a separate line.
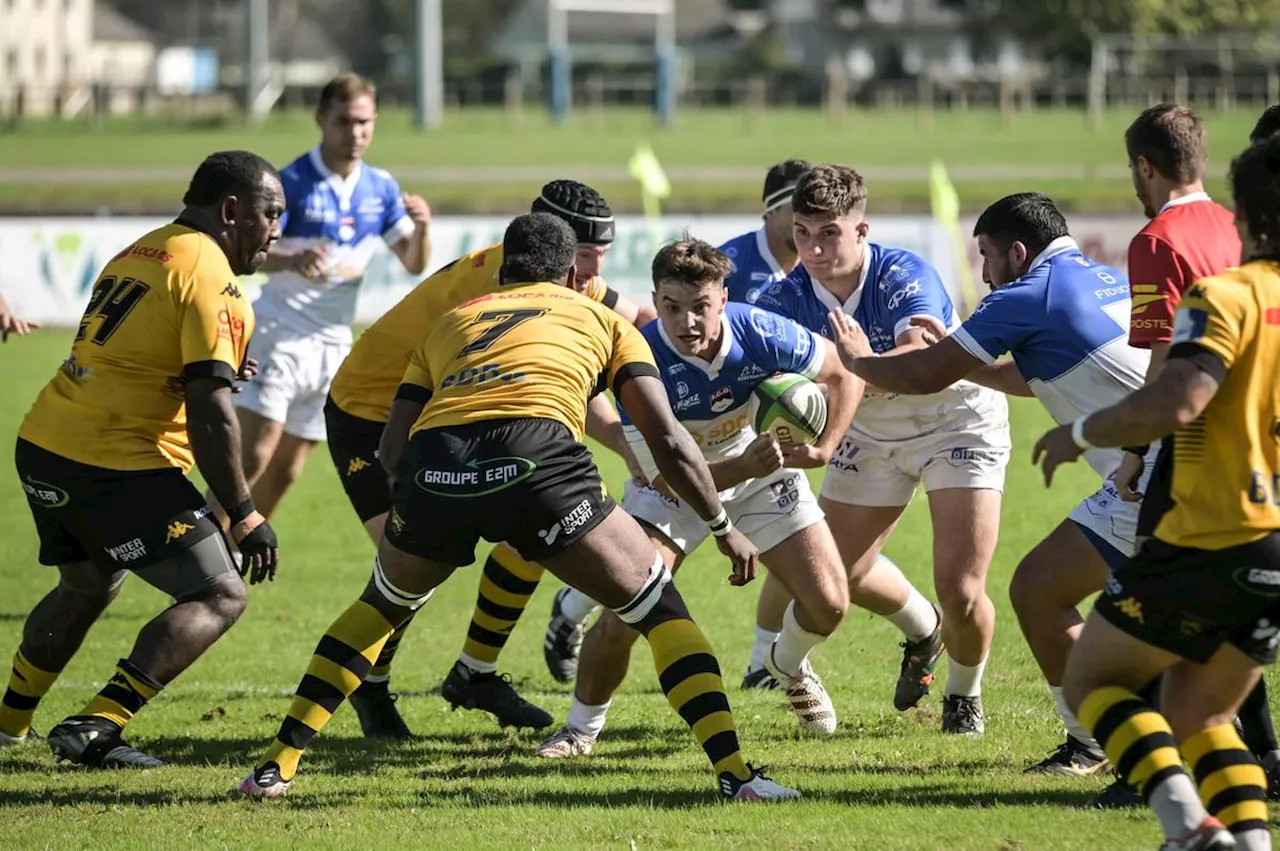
[1105, 102, 1280, 807]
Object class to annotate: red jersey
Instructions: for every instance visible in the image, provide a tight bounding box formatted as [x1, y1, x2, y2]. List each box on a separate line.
[1127, 194, 1240, 347]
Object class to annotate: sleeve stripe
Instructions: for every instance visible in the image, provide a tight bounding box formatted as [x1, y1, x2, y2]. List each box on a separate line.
[949, 327, 998, 365]
[182, 360, 237, 384]
[394, 382, 433, 404]
[382, 215, 416, 247]
[611, 361, 661, 399]
[1167, 342, 1229, 383]
[600, 286, 620, 310]
[798, 336, 825, 379]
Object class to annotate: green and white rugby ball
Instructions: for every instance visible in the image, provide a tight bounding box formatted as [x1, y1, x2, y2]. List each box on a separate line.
[752, 372, 827, 446]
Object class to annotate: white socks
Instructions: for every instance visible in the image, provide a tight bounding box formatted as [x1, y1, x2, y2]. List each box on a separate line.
[886, 587, 939, 643]
[458, 652, 497, 675]
[1147, 772, 1211, 841]
[769, 601, 828, 679]
[566, 697, 611, 738]
[558, 588, 600, 625]
[1049, 685, 1100, 749]
[749, 625, 781, 671]
[944, 655, 987, 698]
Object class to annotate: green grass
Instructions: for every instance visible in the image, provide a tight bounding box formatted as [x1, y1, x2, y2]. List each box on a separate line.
[0, 106, 1261, 214]
[0, 330, 1276, 849]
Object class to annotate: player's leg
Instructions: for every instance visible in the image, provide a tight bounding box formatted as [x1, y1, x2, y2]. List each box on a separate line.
[743, 572, 790, 689]
[925, 486, 1000, 736]
[49, 533, 247, 768]
[1165, 649, 1271, 851]
[535, 507, 796, 799]
[247, 432, 316, 521]
[1012, 516, 1123, 775]
[0, 562, 124, 745]
[537, 527, 684, 759]
[1237, 678, 1280, 796]
[322, 397, 414, 739]
[439, 542, 552, 729]
[242, 537, 456, 796]
[207, 408, 285, 526]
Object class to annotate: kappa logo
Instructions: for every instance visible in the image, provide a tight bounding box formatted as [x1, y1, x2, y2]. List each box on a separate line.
[1115, 597, 1145, 624]
[165, 521, 194, 544]
[221, 282, 243, 299]
[389, 507, 406, 535]
[737, 364, 767, 382]
[347, 457, 370, 476]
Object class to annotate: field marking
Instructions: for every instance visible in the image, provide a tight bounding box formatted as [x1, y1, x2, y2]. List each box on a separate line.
[0, 163, 1135, 186]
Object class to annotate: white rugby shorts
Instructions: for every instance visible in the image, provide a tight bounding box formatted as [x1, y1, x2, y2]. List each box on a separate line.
[232, 319, 349, 442]
[821, 404, 1012, 507]
[1068, 454, 1156, 563]
[622, 469, 823, 557]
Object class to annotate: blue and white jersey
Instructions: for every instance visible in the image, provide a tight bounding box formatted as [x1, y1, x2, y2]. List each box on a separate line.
[951, 237, 1150, 477]
[720, 227, 790, 305]
[620, 302, 824, 500]
[255, 147, 415, 341]
[753, 242, 1007, 442]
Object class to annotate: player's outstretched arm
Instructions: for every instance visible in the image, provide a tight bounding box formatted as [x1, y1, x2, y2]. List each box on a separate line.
[186, 378, 279, 583]
[827, 310, 983, 396]
[618, 373, 759, 585]
[968, 360, 1034, 397]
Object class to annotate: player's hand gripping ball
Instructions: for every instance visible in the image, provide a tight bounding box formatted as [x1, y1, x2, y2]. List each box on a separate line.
[752, 373, 827, 446]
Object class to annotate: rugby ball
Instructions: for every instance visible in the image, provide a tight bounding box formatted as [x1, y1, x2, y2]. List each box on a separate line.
[753, 373, 827, 446]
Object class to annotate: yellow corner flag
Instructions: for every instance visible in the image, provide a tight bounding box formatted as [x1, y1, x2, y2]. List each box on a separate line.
[929, 160, 979, 315]
[629, 140, 671, 233]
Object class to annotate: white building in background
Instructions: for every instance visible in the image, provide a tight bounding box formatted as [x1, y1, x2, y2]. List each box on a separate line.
[0, 0, 156, 117]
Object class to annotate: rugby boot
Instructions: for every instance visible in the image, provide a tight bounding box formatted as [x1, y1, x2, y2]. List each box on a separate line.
[543, 588, 586, 684]
[349, 679, 414, 740]
[235, 761, 290, 799]
[1024, 736, 1109, 777]
[719, 764, 801, 801]
[440, 661, 552, 729]
[47, 716, 163, 769]
[534, 725, 597, 758]
[894, 603, 945, 711]
[941, 694, 985, 736]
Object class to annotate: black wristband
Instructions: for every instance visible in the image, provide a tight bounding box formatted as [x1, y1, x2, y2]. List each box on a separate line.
[1122, 445, 1150, 457]
[227, 499, 256, 525]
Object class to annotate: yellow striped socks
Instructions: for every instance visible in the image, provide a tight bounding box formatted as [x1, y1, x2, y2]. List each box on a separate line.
[0, 649, 59, 738]
[80, 659, 163, 729]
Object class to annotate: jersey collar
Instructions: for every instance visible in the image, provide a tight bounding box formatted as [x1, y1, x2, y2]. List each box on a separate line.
[656, 312, 735, 379]
[754, 227, 785, 277]
[1158, 191, 1212, 214]
[1028, 236, 1080, 274]
[808, 248, 872, 315]
[308, 146, 363, 209]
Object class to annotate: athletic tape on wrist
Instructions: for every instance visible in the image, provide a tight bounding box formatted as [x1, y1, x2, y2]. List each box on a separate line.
[1070, 416, 1094, 451]
[227, 499, 256, 525]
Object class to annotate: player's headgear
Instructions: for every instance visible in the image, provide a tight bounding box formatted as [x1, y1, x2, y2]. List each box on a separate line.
[531, 180, 615, 245]
[762, 159, 812, 214]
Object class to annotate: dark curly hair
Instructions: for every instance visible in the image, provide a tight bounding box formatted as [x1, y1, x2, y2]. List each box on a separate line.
[1231, 137, 1280, 260]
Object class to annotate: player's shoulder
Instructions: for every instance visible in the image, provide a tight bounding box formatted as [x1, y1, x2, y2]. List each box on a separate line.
[360, 161, 403, 196]
[718, 230, 757, 259]
[873, 243, 937, 277]
[1192, 262, 1276, 302]
[278, 150, 313, 180]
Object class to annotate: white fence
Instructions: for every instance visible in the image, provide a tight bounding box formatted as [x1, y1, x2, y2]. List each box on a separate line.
[0, 214, 1147, 326]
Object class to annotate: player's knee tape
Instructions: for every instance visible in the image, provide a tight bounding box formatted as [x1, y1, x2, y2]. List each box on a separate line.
[611, 553, 674, 626]
[135, 535, 239, 602]
[57, 560, 127, 597]
[373, 556, 436, 611]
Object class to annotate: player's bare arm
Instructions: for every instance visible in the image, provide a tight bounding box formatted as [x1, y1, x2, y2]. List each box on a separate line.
[967, 360, 1034, 397]
[390, 193, 432, 275]
[610, 291, 658, 327]
[379, 397, 426, 479]
[1033, 357, 1220, 486]
[618, 373, 759, 586]
[584, 394, 648, 484]
[780, 337, 863, 469]
[186, 377, 279, 583]
[0, 290, 38, 341]
[827, 309, 985, 396]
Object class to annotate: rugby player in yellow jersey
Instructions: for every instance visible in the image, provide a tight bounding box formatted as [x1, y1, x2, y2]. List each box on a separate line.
[238, 212, 797, 801]
[0, 151, 285, 769]
[325, 180, 656, 737]
[1035, 136, 1280, 851]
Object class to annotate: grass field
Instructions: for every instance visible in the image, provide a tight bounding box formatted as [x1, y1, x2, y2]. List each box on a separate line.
[0, 330, 1276, 850]
[0, 106, 1265, 215]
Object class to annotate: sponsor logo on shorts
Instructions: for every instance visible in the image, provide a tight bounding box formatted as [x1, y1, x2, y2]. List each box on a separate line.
[1104, 575, 1123, 596]
[539, 498, 594, 546]
[22, 476, 70, 508]
[1114, 597, 1145, 624]
[106, 537, 147, 563]
[347, 457, 371, 476]
[1253, 619, 1280, 648]
[388, 507, 406, 535]
[828, 437, 860, 473]
[194, 506, 212, 521]
[414, 456, 537, 497]
[165, 521, 194, 543]
[948, 448, 998, 466]
[1233, 567, 1280, 597]
[221, 282, 243, 299]
[710, 385, 734, 413]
